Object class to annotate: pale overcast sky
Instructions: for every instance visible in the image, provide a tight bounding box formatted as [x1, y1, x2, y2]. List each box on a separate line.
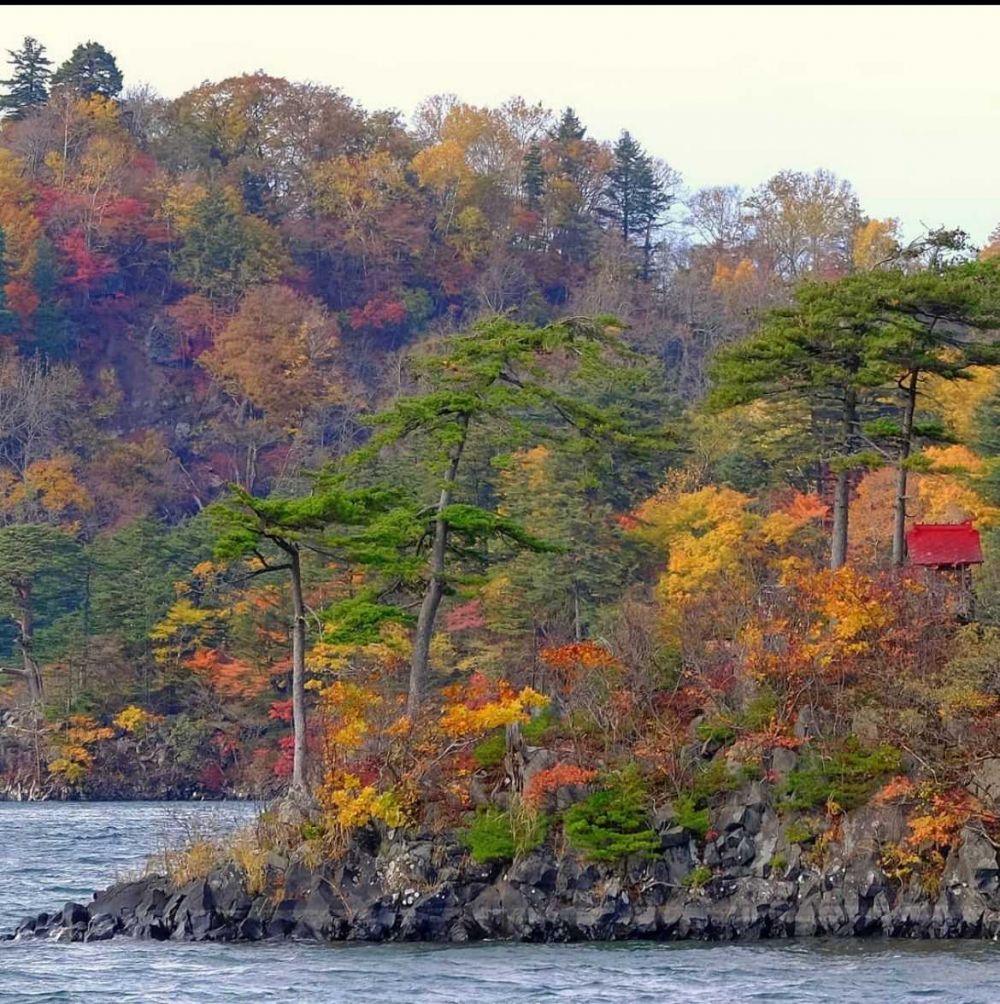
[5, 5, 998, 242]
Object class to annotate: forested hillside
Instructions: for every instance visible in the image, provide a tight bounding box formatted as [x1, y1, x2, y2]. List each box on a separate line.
[3, 32, 1000, 902]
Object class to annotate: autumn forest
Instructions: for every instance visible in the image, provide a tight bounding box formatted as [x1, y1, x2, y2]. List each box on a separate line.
[3, 34, 1000, 877]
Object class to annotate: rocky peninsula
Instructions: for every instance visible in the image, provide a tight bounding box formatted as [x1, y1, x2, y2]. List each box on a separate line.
[11, 775, 1000, 946]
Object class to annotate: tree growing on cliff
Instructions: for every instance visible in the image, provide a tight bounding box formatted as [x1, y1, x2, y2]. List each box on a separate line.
[361, 315, 663, 715]
[862, 261, 1000, 564]
[710, 276, 893, 568]
[209, 483, 401, 792]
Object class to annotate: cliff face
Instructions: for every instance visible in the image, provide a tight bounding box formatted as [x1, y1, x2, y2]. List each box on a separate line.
[11, 783, 1000, 944]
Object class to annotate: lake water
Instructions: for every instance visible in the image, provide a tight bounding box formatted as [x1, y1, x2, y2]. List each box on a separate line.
[2, 801, 1000, 1002]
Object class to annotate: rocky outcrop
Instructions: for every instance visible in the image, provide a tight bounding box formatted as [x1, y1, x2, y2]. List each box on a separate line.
[10, 789, 1000, 945]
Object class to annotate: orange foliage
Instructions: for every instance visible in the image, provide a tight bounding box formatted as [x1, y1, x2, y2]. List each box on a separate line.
[523, 763, 597, 809]
[905, 788, 986, 850]
[874, 775, 916, 804]
[183, 648, 270, 698]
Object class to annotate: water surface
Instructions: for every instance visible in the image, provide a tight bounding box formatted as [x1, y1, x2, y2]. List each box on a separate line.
[2, 801, 999, 1003]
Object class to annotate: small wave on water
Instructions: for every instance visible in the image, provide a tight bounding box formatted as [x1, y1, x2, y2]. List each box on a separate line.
[2, 802, 999, 1003]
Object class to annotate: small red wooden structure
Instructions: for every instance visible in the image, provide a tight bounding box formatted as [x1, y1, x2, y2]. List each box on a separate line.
[906, 521, 983, 568]
[906, 521, 983, 620]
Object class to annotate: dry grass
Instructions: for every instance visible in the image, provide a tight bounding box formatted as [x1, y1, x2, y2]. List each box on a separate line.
[149, 838, 223, 887]
[136, 803, 318, 895]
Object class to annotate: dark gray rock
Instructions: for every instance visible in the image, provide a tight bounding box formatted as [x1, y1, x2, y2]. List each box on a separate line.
[85, 913, 117, 941]
[62, 902, 89, 927]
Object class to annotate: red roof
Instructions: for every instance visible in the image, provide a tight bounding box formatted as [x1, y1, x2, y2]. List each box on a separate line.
[906, 522, 983, 566]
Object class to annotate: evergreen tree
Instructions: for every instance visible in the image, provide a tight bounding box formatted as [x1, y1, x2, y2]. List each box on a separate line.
[0, 37, 51, 119]
[211, 484, 404, 793]
[548, 108, 600, 265]
[862, 262, 1000, 564]
[710, 276, 893, 569]
[176, 189, 283, 305]
[553, 107, 586, 143]
[600, 131, 670, 279]
[522, 143, 545, 211]
[0, 525, 82, 705]
[361, 316, 664, 714]
[51, 40, 123, 100]
[0, 228, 18, 336]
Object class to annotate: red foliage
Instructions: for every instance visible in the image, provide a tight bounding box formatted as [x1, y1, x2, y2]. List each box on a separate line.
[198, 762, 226, 792]
[273, 735, 295, 777]
[445, 599, 486, 633]
[57, 230, 116, 288]
[348, 295, 407, 331]
[184, 647, 269, 697]
[268, 699, 294, 723]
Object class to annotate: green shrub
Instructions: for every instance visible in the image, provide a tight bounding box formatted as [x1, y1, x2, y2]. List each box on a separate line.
[522, 707, 556, 744]
[673, 793, 710, 839]
[769, 852, 788, 874]
[682, 865, 713, 890]
[301, 821, 324, 841]
[695, 719, 736, 744]
[741, 689, 778, 731]
[780, 739, 902, 812]
[473, 731, 506, 770]
[463, 806, 549, 863]
[785, 818, 818, 845]
[463, 809, 515, 862]
[690, 758, 744, 802]
[563, 766, 661, 862]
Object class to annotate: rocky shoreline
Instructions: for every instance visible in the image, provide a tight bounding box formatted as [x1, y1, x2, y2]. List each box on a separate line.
[10, 783, 1000, 945]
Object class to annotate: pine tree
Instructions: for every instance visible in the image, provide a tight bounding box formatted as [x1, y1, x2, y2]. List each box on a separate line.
[0, 37, 51, 119]
[211, 484, 404, 792]
[862, 262, 1000, 564]
[51, 41, 123, 101]
[710, 276, 893, 569]
[600, 131, 670, 279]
[548, 108, 600, 265]
[32, 238, 71, 356]
[522, 143, 545, 211]
[553, 107, 586, 143]
[360, 316, 663, 714]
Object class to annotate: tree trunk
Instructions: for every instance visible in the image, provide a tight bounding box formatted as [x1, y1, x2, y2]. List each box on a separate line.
[892, 369, 919, 567]
[407, 415, 470, 717]
[830, 388, 858, 570]
[288, 546, 308, 792]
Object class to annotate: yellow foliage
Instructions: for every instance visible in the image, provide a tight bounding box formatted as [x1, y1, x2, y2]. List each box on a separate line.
[150, 598, 221, 662]
[783, 565, 894, 666]
[711, 257, 755, 291]
[852, 218, 900, 271]
[308, 620, 410, 673]
[632, 484, 827, 626]
[924, 368, 998, 443]
[47, 758, 88, 784]
[634, 485, 755, 605]
[916, 445, 999, 527]
[321, 772, 407, 831]
[412, 139, 473, 197]
[160, 180, 209, 235]
[114, 705, 158, 734]
[439, 684, 548, 738]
